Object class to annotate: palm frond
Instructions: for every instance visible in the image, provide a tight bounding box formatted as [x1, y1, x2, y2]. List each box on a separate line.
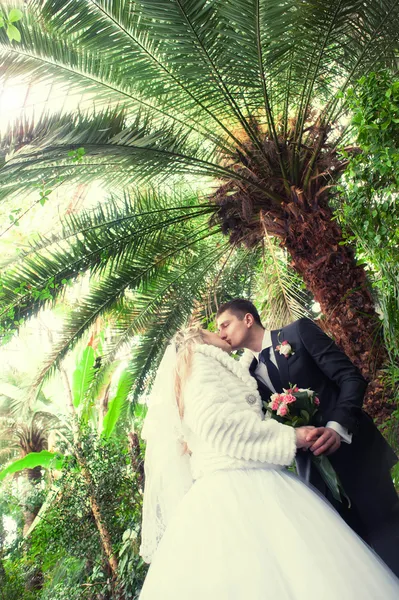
[192, 244, 264, 323]
[32, 0, 260, 143]
[0, 106, 236, 207]
[0, 0, 397, 208]
[0, 189, 219, 335]
[0, 107, 127, 201]
[257, 235, 313, 329]
[127, 243, 262, 401]
[32, 227, 225, 388]
[3, 189, 223, 387]
[1, 0, 247, 150]
[30, 228, 262, 399]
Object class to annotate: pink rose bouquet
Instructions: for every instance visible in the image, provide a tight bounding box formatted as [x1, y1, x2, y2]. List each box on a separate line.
[266, 386, 320, 426]
[265, 385, 347, 504]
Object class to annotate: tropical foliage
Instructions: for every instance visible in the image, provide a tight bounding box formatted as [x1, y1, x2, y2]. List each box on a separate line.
[0, 432, 147, 599]
[338, 69, 399, 451]
[0, 337, 146, 598]
[339, 71, 399, 362]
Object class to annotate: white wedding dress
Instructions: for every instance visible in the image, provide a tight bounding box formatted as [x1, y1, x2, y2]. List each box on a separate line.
[139, 344, 399, 599]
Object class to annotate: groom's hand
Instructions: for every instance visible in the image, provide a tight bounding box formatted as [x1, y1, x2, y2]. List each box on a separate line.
[306, 427, 341, 456]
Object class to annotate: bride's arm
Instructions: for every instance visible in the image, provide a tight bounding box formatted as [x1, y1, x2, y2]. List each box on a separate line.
[183, 354, 297, 466]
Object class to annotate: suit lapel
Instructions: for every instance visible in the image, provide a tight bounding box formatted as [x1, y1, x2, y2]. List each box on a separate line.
[271, 329, 290, 389]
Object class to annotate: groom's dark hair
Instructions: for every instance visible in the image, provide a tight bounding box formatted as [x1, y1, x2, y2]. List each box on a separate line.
[216, 298, 262, 326]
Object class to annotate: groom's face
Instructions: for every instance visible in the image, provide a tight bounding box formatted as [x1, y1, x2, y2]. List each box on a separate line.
[216, 310, 252, 350]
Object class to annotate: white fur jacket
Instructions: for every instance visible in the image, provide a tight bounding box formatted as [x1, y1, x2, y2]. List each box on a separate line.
[182, 344, 296, 473]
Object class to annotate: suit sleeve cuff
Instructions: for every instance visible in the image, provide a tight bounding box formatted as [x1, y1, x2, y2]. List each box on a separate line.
[326, 421, 352, 444]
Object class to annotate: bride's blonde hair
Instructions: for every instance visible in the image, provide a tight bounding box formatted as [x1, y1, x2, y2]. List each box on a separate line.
[173, 326, 206, 418]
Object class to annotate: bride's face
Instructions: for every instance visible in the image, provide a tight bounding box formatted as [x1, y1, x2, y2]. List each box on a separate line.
[202, 330, 232, 353]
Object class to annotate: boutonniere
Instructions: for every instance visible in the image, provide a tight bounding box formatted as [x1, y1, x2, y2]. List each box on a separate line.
[275, 340, 295, 358]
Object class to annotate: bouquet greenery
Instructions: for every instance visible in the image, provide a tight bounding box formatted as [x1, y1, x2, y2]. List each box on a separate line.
[265, 386, 348, 504]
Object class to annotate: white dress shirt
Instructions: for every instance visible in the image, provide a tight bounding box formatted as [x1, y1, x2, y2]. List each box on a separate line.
[254, 330, 352, 444]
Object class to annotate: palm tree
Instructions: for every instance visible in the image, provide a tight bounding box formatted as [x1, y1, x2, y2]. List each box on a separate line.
[0, 369, 66, 533]
[1, 1, 398, 405]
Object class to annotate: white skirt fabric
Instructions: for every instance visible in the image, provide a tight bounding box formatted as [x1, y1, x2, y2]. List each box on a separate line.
[139, 467, 399, 599]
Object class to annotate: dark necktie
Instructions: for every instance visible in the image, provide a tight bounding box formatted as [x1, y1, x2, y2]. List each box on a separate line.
[259, 348, 283, 393]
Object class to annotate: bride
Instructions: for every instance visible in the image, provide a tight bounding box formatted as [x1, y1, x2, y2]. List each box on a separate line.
[139, 327, 399, 599]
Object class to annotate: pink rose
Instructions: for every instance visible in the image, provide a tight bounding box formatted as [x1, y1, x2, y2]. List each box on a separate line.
[284, 394, 296, 404]
[314, 397, 320, 406]
[277, 403, 289, 417]
[269, 394, 284, 411]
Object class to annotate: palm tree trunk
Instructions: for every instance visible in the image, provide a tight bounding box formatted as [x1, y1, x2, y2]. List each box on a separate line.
[279, 198, 391, 419]
[80, 465, 119, 577]
[22, 464, 44, 536]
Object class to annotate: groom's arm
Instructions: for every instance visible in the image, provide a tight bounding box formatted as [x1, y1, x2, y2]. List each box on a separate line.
[297, 318, 367, 433]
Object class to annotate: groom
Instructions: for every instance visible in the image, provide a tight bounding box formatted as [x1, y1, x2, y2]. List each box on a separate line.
[216, 298, 399, 576]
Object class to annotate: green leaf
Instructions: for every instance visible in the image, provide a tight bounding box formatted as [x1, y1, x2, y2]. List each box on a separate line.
[72, 345, 95, 408]
[312, 454, 349, 504]
[0, 16, 4, 28]
[133, 403, 147, 420]
[0, 451, 65, 482]
[102, 371, 133, 438]
[6, 23, 21, 42]
[8, 9, 23, 23]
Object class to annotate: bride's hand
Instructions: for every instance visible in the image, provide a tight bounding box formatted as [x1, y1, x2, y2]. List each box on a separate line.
[295, 426, 316, 449]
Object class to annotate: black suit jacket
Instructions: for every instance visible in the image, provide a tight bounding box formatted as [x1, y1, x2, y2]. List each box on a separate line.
[249, 318, 397, 502]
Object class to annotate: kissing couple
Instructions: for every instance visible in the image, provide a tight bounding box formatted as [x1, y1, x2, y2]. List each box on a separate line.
[139, 299, 399, 599]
